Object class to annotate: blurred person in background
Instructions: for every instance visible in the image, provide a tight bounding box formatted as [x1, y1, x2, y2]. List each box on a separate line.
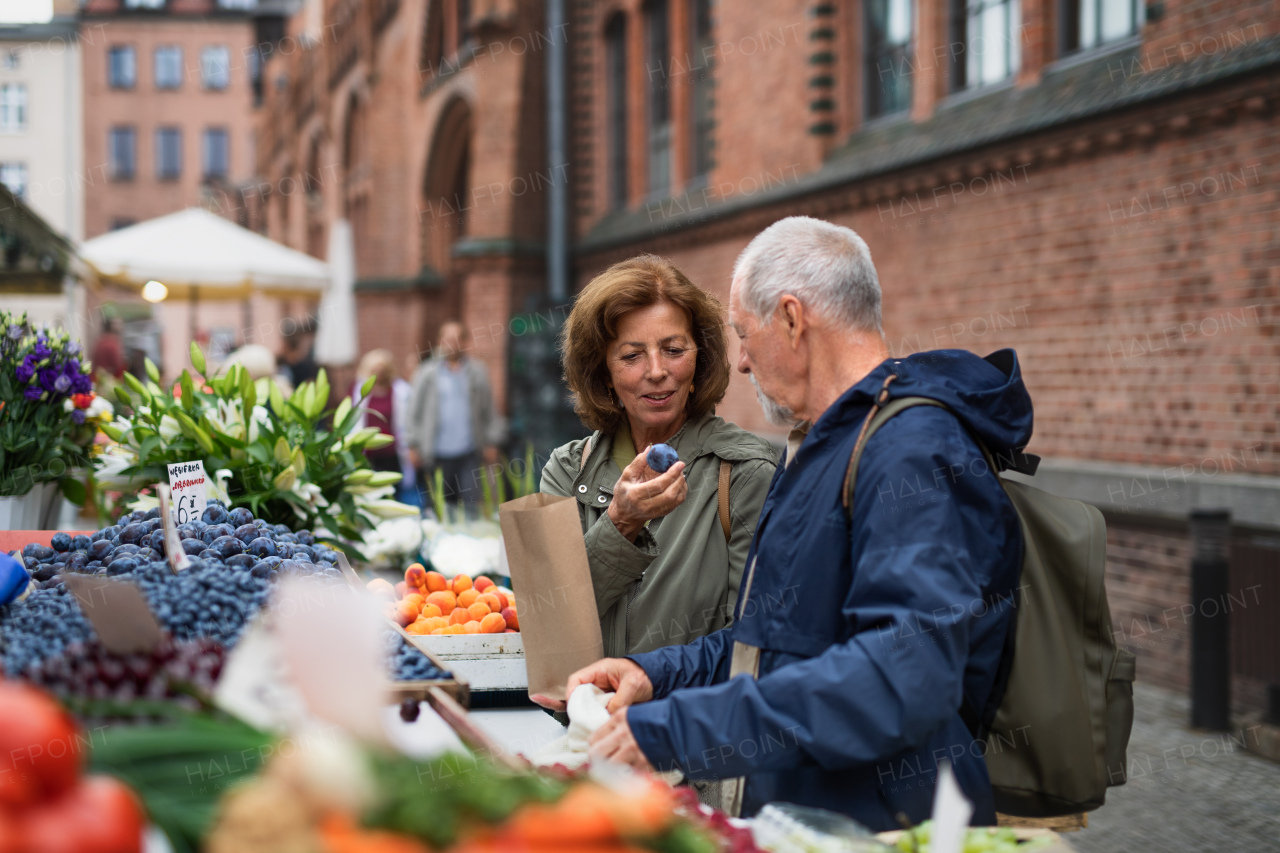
[352, 348, 412, 477]
[219, 343, 293, 395]
[92, 316, 126, 380]
[279, 321, 319, 387]
[406, 321, 502, 517]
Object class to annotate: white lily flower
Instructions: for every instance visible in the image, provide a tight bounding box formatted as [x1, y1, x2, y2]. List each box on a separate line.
[86, 396, 114, 419]
[210, 469, 233, 505]
[95, 445, 141, 489]
[125, 493, 160, 513]
[159, 414, 182, 443]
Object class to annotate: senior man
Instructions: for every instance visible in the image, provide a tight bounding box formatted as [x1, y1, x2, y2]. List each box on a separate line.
[563, 217, 1033, 829]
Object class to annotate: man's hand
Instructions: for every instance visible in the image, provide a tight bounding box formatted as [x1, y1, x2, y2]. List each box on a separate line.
[482, 445, 499, 465]
[408, 448, 422, 470]
[607, 449, 687, 541]
[531, 657, 654, 713]
[589, 710, 653, 772]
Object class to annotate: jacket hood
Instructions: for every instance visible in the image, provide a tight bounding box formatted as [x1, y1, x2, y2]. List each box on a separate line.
[860, 348, 1033, 453]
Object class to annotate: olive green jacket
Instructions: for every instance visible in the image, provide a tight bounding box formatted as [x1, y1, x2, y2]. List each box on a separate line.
[540, 414, 778, 659]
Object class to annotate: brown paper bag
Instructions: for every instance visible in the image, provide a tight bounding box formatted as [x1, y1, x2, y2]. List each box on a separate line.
[499, 493, 604, 701]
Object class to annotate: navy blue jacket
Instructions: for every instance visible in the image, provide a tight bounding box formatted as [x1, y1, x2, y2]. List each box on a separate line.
[625, 349, 1032, 830]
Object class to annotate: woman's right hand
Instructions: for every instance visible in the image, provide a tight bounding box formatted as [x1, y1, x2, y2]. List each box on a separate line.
[607, 448, 687, 541]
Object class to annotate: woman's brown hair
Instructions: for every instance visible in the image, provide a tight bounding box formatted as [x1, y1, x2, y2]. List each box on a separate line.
[561, 255, 731, 434]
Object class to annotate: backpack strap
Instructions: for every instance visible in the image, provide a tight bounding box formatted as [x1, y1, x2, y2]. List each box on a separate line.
[842, 377, 999, 512]
[718, 459, 732, 543]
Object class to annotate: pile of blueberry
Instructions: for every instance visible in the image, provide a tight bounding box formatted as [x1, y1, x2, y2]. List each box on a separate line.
[1, 500, 450, 685]
[384, 630, 451, 682]
[23, 636, 225, 724]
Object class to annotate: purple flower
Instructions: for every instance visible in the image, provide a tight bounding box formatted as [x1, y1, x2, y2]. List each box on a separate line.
[6, 324, 21, 340]
[68, 341, 81, 355]
[23, 386, 43, 401]
[14, 354, 35, 383]
[33, 339, 51, 361]
[53, 374, 71, 393]
[71, 409, 86, 424]
[67, 358, 80, 372]
[38, 367, 60, 393]
[72, 372, 92, 394]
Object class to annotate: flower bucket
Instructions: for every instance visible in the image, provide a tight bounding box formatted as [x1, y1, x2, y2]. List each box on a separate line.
[0, 481, 61, 531]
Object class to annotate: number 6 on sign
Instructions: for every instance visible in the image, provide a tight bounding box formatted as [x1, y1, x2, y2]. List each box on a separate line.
[166, 460, 209, 526]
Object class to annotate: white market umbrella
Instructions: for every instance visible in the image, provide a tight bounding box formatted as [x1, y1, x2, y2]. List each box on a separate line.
[80, 207, 330, 299]
[314, 217, 357, 366]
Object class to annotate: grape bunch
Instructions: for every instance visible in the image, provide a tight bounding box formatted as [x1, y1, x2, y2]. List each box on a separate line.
[23, 636, 225, 724]
[383, 630, 451, 682]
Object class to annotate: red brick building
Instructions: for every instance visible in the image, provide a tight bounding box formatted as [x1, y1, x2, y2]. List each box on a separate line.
[255, 0, 1280, 717]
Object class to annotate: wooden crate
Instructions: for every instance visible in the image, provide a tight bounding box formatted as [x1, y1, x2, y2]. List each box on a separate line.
[406, 633, 527, 692]
[385, 620, 471, 708]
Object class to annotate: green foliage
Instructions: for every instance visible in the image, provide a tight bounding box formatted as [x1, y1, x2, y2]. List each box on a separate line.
[362, 750, 566, 849]
[0, 311, 97, 496]
[93, 362, 415, 545]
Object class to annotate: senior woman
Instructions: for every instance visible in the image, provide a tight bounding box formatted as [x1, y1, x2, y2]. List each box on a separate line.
[541, 255, 777, 660]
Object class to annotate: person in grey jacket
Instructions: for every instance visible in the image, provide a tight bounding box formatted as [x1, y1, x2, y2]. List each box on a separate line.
[538, 256, 778, 664]
[406, 321, 503, 514]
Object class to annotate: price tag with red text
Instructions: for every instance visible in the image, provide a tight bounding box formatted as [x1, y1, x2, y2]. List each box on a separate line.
[166, 460, 209, 526]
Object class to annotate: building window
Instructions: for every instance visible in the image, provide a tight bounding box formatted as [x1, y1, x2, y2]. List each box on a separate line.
[203, 127, 229, 179]
[690, 0, 713, 182]
[217, 0, 256, 9]
[109, 126, 136, 180]
[154, 45, 183, 89]
[124, 0, 166, 8]
[866, 0, 913, 118]
[0, 84, 26, 133]
[108, 45, 136, 89]
[0, 162, 27, 198]
[202, 46, 231, 91]
[644, 0, 671, 197]
[1062, 0, 1143, 54]
[156, 127, 182, 179]
[1, 50, 19, 70]
[604, 14, 628, 211]
[950, 0, 1020, 90]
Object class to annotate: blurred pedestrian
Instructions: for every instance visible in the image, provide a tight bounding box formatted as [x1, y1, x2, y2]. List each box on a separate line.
[92, 316, 126, 380]
[352, 348, 412, 478]
[279, 322, 318, 387]
[406, 322, 502, 517]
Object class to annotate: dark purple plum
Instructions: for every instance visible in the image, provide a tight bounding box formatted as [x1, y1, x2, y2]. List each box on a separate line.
[246, 537, 277, 559]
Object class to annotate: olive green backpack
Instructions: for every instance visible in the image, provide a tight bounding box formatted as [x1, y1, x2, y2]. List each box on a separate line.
[844, 375, 1136, 817]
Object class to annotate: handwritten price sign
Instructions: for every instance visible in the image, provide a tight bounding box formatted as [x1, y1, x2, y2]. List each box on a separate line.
[166, 460, 209, 526]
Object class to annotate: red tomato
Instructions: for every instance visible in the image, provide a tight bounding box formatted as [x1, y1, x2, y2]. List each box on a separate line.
[0, 682, 83, 807]
[18, 776, 145, 853]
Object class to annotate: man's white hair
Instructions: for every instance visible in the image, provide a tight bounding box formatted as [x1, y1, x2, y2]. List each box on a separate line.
[733, 216, 882, 332]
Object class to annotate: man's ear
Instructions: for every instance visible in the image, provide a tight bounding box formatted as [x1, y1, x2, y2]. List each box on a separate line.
[778, 295, 805, 350]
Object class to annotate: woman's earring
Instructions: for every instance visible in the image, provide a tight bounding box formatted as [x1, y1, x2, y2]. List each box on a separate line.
[689, 383, 695, 396]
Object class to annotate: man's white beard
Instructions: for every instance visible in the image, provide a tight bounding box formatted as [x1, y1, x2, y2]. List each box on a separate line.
[751, 373, 799, 427]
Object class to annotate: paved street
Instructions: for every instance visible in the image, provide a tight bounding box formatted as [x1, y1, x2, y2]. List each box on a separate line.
[1072, 683, 1280, 853]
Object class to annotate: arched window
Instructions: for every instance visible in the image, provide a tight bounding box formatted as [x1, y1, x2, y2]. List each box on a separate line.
[644, 0, 670, 197]
[422, 1, 444, 78]
[604, 13, 628, 210]
[342, 93, 362, 179]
